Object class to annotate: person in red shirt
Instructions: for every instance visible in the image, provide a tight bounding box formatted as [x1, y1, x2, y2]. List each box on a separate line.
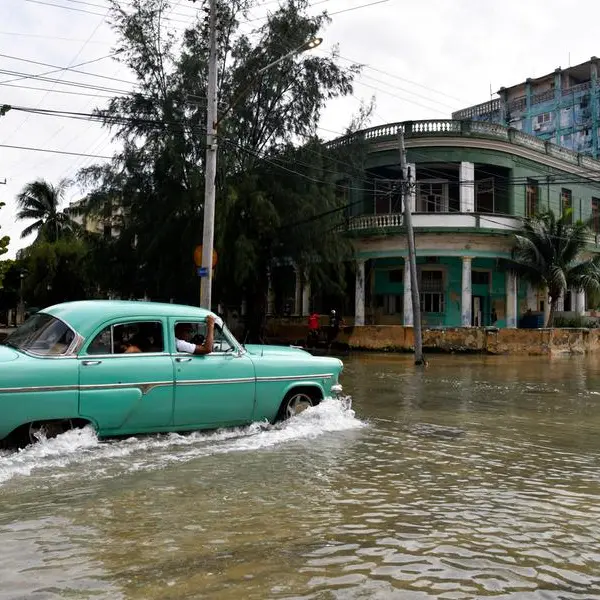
[307, 311, 320, 347]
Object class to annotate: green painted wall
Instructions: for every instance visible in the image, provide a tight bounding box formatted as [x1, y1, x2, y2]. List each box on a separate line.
[372, 257, 527, 328]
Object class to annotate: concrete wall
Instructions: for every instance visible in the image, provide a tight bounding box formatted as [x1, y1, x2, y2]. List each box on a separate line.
[265, 319, 600, 356]
[340, 325, 600, 355]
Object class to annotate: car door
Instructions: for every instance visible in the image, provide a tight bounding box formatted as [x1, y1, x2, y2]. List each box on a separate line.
[78, 318, 175, 435]
[170, 317, 256, 428]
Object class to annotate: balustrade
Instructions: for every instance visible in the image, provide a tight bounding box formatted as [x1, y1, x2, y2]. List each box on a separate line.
[323, 118, 595, 170]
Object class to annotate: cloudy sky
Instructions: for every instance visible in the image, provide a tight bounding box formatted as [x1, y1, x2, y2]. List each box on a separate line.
[1, 0, 599, 257]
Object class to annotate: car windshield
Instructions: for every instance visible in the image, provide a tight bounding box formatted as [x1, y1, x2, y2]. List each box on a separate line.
[4, 313, 76, 356]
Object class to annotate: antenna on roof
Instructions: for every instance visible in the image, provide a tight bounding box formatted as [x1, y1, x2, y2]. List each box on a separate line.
[489, 83, 492, 101]
[568, 52, 571, 67]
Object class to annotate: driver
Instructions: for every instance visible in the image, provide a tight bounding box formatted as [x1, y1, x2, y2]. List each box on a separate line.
[175, 315, 215, 355]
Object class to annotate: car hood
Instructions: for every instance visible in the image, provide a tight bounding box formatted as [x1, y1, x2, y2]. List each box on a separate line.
[243, 344, 311, 357]
[0, 345, 20, 363]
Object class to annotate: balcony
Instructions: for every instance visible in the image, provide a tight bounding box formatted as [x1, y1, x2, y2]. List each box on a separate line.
[345, 212, 522, 234]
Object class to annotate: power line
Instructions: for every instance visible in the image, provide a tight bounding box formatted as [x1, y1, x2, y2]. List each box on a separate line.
[0, 30, 111, 44]
[0, 143, 112, 158]
[0, 52, 135, 86]
[0, 69, 131, 95]
[327, 0, 390, 16]
[1, 8, 110, 145]
[1, 82, 115, 99]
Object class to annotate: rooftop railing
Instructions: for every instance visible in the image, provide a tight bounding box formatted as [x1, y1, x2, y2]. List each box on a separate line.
[325, 119, 600, 173]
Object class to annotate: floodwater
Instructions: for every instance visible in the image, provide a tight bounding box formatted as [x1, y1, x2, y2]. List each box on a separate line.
[2, 354, 600, 599]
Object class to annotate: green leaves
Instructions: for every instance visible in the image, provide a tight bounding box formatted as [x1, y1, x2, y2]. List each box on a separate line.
[15, 178, 77, 243]
[509, 210, 600, 325]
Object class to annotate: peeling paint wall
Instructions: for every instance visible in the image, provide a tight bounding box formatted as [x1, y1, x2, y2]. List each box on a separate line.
[265, 319, 600, 356]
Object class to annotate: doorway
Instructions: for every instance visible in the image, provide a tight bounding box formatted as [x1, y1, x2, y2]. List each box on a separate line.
[472, 295, 485, 326]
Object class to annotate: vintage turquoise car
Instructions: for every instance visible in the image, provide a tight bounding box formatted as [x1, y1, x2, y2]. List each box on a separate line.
[0, 300, 345, 447]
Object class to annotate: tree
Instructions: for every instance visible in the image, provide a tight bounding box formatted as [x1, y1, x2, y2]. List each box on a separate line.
[20, 238, 90, 308]
[508, 210, 600, 327]
[77, 0, 360, 331]
[16, 179, 77, 243]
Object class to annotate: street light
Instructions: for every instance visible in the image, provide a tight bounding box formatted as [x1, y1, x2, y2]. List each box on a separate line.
[198, 0, 322, 309]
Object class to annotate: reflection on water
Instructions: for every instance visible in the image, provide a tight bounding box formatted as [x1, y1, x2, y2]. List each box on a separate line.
[2, 355, 600, 598]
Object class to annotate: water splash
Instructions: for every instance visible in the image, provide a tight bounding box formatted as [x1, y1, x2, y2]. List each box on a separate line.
[0, 397, 363, 485]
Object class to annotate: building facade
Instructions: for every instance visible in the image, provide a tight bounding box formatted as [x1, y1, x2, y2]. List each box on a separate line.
[452, 57, 600, 157]
[324, 119, 600, 328]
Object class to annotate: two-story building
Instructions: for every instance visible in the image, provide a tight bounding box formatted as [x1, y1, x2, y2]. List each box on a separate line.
[313, 119, 600, 329]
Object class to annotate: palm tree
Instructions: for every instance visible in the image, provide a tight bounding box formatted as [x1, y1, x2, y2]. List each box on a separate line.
[508, 209, 600, 327]
[16, 179, 77, 242]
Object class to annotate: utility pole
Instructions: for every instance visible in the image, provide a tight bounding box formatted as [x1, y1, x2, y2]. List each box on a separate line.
[398, 129, 424, 365]
[199, 0, 218, 309]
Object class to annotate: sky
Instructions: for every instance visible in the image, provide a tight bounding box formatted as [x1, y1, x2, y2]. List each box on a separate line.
[2, 0, 600, 258]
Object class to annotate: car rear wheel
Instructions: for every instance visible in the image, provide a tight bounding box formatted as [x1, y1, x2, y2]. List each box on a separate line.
[278, 389, 318, 421]
[28, 419, 74, 445]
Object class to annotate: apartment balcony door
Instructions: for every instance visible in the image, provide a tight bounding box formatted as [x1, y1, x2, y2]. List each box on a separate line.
[417, 180, 448, 212]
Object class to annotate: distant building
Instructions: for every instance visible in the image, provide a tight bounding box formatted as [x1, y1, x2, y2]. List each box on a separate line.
[453, 57, 600, 157]
[65, 198, 121, 239]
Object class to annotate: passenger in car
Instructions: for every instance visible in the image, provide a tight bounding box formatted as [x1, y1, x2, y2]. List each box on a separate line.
[175, 315, 215, 355]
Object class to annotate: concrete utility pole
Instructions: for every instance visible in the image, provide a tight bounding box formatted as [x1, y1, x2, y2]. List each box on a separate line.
[398, 129, 424, 365]
[199, 0, 219, 310]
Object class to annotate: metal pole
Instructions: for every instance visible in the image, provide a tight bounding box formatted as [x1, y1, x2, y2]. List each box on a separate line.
[398, 129, 424, 365]
[200, 0, 218, 309]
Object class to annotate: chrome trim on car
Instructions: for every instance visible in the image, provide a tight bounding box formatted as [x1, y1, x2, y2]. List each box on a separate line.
[256, 373, 333, 382]
[0, 381, 174, 395]
[0, 384, 79, 394]
[177, 377, 256, 386]
[80, 352, 170, 359]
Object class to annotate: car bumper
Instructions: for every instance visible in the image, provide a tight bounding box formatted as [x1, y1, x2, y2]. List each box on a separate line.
[331, 383, 352, 410]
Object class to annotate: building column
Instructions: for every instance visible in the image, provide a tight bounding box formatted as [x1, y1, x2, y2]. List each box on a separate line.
[403, 260, 413, 326]
[302, 274, 311, 317]
[575, 289, 586, 316]
[407, 162, 416, 212]
[459, 162, 475, 212]
[461, 257, 472, 327]
[355, 259, 366, 326]
[506, 271, 517, 328]
[526, 282, 537, 311]
[293, 266, 302, 316]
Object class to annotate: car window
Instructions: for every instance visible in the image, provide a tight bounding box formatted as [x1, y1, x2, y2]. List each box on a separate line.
[87, 321, 164, 355]
[213, 325, 235, 353]
[4, 313, 75, 356]
[174, 321, 235, 353]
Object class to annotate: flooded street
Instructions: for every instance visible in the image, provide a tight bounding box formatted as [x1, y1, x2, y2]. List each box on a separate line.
[2, 354, 600, 599]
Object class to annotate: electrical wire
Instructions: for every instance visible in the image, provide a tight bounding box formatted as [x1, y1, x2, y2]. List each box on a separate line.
[0, 143, 113, 158]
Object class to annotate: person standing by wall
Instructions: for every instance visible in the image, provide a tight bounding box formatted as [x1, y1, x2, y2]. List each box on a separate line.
[307, 311, 320, 347]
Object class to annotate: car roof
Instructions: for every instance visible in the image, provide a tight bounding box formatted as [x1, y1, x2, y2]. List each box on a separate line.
[42, 300, 212, 338]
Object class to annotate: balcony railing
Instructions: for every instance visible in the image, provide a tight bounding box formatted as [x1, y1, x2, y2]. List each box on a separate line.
[345, 212, 522, 233]
[325, 119, 600, 174]
[452, 99, 501, 120]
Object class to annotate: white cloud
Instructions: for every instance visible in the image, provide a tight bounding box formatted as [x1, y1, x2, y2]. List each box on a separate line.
[2, 0, 600, 257]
